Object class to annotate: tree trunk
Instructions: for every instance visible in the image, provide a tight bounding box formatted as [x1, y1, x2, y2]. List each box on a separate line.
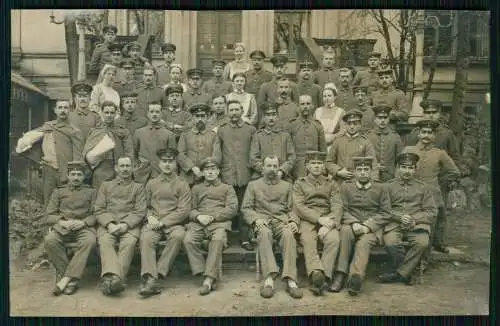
[450, 11, 471, 135]
[64, 17, 79, 86]
[398, 10, 407, 91]
[423, 27, 440, 100]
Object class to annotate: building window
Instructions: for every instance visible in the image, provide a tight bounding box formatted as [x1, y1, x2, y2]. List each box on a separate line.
[273, 10, 310, 56]
[469, 11, 489, 58]
[423, 10, 456, 57]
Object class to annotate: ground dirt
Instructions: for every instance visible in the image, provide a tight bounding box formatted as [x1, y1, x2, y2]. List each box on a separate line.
[9, 209, 492, 316]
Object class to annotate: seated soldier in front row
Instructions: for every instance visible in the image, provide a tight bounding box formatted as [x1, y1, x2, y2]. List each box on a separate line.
[183, 157, 238, 295]
[241, 156, 303, 299]
[94, 156, 147, 296]
[332, 157, 391, 296]
[139, 148, 191, 298]
[292, 151, 343, 295]
[377, 153, 437, 285]
[44, 161, 97, 296]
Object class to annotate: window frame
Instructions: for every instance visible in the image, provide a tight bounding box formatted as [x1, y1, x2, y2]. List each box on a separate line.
[273, 10, 310, 59]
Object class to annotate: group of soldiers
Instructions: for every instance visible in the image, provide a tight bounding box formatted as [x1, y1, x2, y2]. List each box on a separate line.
[14, 23, 474, 300]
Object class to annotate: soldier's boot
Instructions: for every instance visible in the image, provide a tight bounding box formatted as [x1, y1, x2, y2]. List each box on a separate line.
[309, 270, 326, 296]
[138, 274, 161, 298]
[347, 274, 362, 296]
[328, 271, 346, 293]
[377, 271, 408, 284]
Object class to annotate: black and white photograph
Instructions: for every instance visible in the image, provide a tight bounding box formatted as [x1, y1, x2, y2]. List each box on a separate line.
[8, 9, 491, 316]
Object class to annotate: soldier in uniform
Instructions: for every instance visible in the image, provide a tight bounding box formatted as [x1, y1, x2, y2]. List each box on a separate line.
[352, 86, 375, 133]
[313, 49, 340, 89]
[249, 103, 296, 182]
[108, 42, 124, 67]
[133, 102, 177, 184]
[335, 67, 357, 111]
[241, 155, 303, 299]
[17, 99, 84, 205]
[44, 161, 97, 296]
[162, 84, 193, 141]
[123, 41, 151, 82]
[94, 156, 147, 296]
[245, 50, 274, 96]
[257, 55, 299, 106]
[115, 91, 148, 136]
[353, 52, 382, 94]
[114, 59, 139, 98]
[136, 67, 166, 117]
[292, 151, 343, 295]
[296, 61, 322, 108]
[273, 78, 301, 129]
[69, 81, 101, 143]
[177, 103, 218, 186]
[89, 24, 118, 75]
[330, 157, 391, 295]
[365, 105, 404, 182]
[213, 99, 257, 250]
[371, 68, 410, 124]
[83, 101, 134, 190]
[201, 59, 233, 98]
[138, 148, 191, 298]
[183, 157, 238, 295]
[287, 94, 327, 180]
[183, 68, 212, 109]
[402, 120, 461, 254]
[377, 153, 438, 284]
[325, 110, 379, 183]
[156, 43, 177, 87]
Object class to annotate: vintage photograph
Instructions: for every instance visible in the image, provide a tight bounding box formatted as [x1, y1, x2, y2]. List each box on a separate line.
[9, 9, 491, 316]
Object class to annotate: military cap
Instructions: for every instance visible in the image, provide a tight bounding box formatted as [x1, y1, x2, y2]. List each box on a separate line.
[372, 105, 392, 116]
[186, 68, 204, 78]
[305, 151, 327, 162]
[270, 55, 288, 67]
[396, 153, 419, 166]
[342, 109, 363, 122]
[119, 58, 136, 68]
[416, 119, 439, 130]
[261, 102, 279, 115]
[125, 41, 142, 52]
[352, 156, 374, 168]
[189, 103, 211, 115]
[165, 84, 184, 96]
[71, 81, 93, 95]
[249, 50, 266, 59]
[160, 43, 177, 53]
[299, 61, 314, 70]
[420, 99, 442, 110]
[157, 147, 179, 160]
[121, 91, 138, 99]
[367, 52, 382, 58]
[67, 160, 88, 172]
[108, 43, 123, 52]
[377, 68, 393, 76]
[200, 157, 219, 170]
[212, 58, 226, 67]
[102, 24, 118, 34]
[352, 86, 368, 95]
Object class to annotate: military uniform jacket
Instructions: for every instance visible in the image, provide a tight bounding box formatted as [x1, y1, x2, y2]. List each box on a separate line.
[94, 178, 147, 238]
[313, 68, 340, 89]
[371, 86, 410, 122]
[292, 175, 343, 226]
[155, 62, 173, 86]
[36, 120, 84, 182]
[257, 78, 300, 106]
[353, 69, 380, 94]
[189, 179, 238, 231]
[177, 128, 217, 184]
[68, 108, 102, 142]
[357, 104, 376, 133]
[297, 80, 323, 108]
[115, 112, 148, 136]
[276, 100, 300, 129]
[182, 88, 212, 109]
[402, 143, 461, 207]
[161, 107, 193, 137]
[336, 85, 357, 111]
[340, 181, 391, 232]
[83, 123, 134, 167]
[45, 184, 97, 234]
[201, 78, 233, 98]
[245, 69, 274, 95]
[385, 178, 438, 234]
[406, 124, 460, 161]
[241, 178, 299, 226]
[133, 124, 177, 175]
[213, 120, 256, 187]
[325, 133, 379, 179]
[136, 84, 166, 116]
[249, 128, 296, 178]
[145, 174, 191, 228]
[286, 116, 327, 157]
[365, 127, 404, 180]
[89, 43, 112, 74]
[113, 79, 139, 98]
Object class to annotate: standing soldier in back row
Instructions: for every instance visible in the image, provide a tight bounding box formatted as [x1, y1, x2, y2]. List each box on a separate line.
[245, 50, 274, 96]
[351, 86, 375, 133]
[353, 52, 382, 94]
[257, 55, 299, 106]
[313, 48, 340, 89]
[89, 24, 118, 76]
[156, 43, 177, 87]
[69, 81, 101, 143]
[201, 59, 233, 99]
[371, 68, 410, 124]
[335, 67, 357, 111]
[296, 61, 322, 109]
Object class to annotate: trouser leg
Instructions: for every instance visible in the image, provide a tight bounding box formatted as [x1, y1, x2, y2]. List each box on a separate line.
[205, 228, 227, 280]
[234, 185, 250, 243]
[432, 207, 447, 247]
[383, 228, 406, 271]
[299, 221, 323, 277]
[64, 229, 97, 279]
[157, 225, 186, 277]
[255, 226, 279, 279]
[42, 165, 60, 206]
[140, 226, 163, 278]
[336, 224, 355, 274]
[117, 232, 138, 279]
[349, 233, 378, 279]
[320, 228, 341, 281]
[183, 223, 206, 276]
[97, 232, 121, 277]
[44, 230, 69, 276]
[397, 231, 430, 278]
[273, 221, 298, 282]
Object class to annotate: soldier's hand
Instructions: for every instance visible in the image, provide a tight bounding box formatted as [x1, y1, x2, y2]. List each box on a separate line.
[69, 220, 86, 231]
[152, 221, 164, 231]
[337, 168, 354, 179]
[318, 216, 331, 227]
[361, 225, 371, 234]
[107, 223, 119, 235]
[352, 223, 364, 235]
[117, 223, 129, 234]
[192, 167, 203, 178]
[288, 221, 299, 234]
[197, 214, 211, 226]
[318, 226, 329, 241]
[58, 220, 72, 229]
[401, 214, 413, 225]
[173, 124, 183, 132]
[254, 219, 267, 231]
[277, 170, 284, 180]
[147, 215, 160, 225]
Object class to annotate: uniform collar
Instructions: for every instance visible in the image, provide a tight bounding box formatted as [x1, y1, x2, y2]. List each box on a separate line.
[346, 132, 360, 139]
[262, 127, 280, 134]
[299, 115, 311, 123]
[188, 88, 202, 95]
[380, 85, 395, 93]
[192, 127, 208, 134]
[398, 177, 414, 186]
[159, 173, 177, 182]
[375, 127, 389, 135]
[116, 177, 133, 185]
[204, 178, 221, 187]
[263, 177, 279, 185]
[68, 183, 83, 190]
[356, 181, 372, 190]
[149, 122, 162, 130]
[299, 80, 313, 86]
[123, 112, 137, 120]
[230, 119, 244, 128]
[323, 67, 334, 72]
[417, 141, 434, 151]
[232, 88, 245, 95]
[168, 106, 182, 112]
[212, 77, 224, 84]
[306, 173, 323, 185]
[142, 83, 156, 90]
[75, 107, 90, 115]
